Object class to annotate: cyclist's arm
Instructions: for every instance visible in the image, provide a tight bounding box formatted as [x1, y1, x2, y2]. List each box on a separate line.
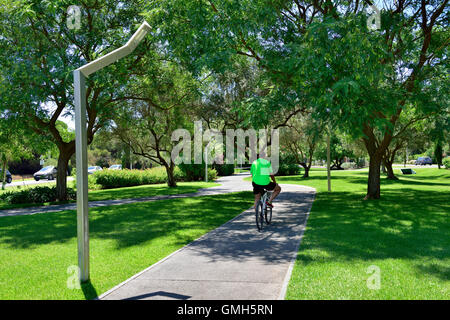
[270, 174, 276, 183]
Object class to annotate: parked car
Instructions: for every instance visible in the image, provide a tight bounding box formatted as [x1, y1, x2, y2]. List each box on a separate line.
[108, 164, 122, 170]
[33, 166, 57, 181]
[0, 169, 12, 184]
[415, 156, 433, 165]
[88, 166, 103, 175]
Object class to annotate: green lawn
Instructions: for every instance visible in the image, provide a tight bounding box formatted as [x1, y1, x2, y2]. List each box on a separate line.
[278, 168, 449, 299]
[88, 182, 219, 201]
[0, 191, 253, 299]
[0, 181, 219, 210]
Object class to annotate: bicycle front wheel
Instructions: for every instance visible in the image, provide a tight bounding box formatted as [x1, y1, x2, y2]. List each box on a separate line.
[255, 201, 264, 231]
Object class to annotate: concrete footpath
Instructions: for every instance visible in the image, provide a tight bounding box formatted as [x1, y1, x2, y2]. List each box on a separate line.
[99, 178, 316, 300]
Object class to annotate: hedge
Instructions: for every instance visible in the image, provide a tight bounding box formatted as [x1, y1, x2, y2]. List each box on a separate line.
[0, 165, 218, 205]
[91, 166, 217, 189]
[178, 163, 218, 182]
[92, 167, 184, 189]
[276, 163, 302, 176]
[0, 186, 76, 205]
[212, 163, 235, 176]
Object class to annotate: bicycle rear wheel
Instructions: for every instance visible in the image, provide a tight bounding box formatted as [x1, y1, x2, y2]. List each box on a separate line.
[255, 201, 264, 231]
[265, 206, 272, 224]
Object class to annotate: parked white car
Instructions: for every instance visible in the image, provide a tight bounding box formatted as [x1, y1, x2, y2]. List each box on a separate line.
[87, 166, 103, 175]
[108, 164, 122, 170]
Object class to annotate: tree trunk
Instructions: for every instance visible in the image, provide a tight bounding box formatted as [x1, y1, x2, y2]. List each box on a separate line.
[165, 162, 177, 188]
[300, 162, 310, 178]
[303, 165, 310, 178]
[331, 159, 344, 170]
[384, 158, 398, 180]
[435, 142, 442, 169]
[365, 154, 382, 199]
[56, 148, 74, 201]
[1, 155, 7, 191]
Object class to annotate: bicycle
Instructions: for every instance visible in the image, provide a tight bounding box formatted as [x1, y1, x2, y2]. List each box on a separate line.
[255, 189, 273, 231]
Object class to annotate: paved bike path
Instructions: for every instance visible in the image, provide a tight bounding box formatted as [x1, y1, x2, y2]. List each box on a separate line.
[99, 176, 316, 300]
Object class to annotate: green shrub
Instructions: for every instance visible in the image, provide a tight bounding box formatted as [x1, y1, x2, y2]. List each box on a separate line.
[178, 163, 217, 181]
[207, 168, 218, 181]
[276, 163, 302, 176]
[0, 186, 76, 205]
[443, 157, 450, 169]
[71, 165, 216, 190]
[212, 163, 234, 176]
[178, 163, 203, 181]
[93, 168, 169, 189]
[355, 158, 367, 168]
[274, 153, 302, 176]
[89, 166, 202, 189]
[342, 162, 357, 169]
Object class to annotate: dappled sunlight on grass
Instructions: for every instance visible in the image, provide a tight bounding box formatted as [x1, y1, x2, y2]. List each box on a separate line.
[0, 191, 253, 299]
[0, 181, 219, 210]
[88, 181, 219, 201]
[283, 168, 449, 299]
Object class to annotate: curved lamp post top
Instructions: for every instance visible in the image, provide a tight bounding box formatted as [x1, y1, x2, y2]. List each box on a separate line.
[77, 21, 151, 77]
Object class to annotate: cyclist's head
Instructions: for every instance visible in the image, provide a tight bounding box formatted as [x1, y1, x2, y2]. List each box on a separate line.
[258, 144, 269, 160]
[257, 153, 270, 162]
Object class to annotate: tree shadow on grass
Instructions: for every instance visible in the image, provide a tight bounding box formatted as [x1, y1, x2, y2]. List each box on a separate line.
[296, 188, 450, 281]
[89, 183, 213, 202]
[0, 192, 254, 251]
[1, 181, 448, 285]
[415, 264, 450, 281]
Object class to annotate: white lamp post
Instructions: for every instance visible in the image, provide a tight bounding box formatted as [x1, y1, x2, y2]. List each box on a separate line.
[205, 147, 208, 183]
[325, 109, 331, 192]
[74, 22, 151, 282]
[327, 130, 331, 192]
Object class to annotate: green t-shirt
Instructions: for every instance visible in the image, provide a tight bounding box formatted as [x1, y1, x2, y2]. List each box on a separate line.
[251, 158, 273, 185]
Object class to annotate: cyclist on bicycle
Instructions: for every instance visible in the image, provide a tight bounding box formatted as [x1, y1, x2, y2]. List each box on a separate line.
[250, 156, 281, 209]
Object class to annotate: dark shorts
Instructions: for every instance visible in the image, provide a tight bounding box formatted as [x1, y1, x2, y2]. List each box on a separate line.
[252, 181, 277, 195]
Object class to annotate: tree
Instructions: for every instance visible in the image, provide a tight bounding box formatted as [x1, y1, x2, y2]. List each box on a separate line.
[316, 133, 355, 170]
[0, 0, 149, 200]
[382, 107, 431, 179]
[429, 111, 450, 169]
[197, 59, 258, 134]
[147, 0, 449, 199]
[0, 113, 45, 189]
[113, 57, 200, 187]
[280, 113, 322, 177]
